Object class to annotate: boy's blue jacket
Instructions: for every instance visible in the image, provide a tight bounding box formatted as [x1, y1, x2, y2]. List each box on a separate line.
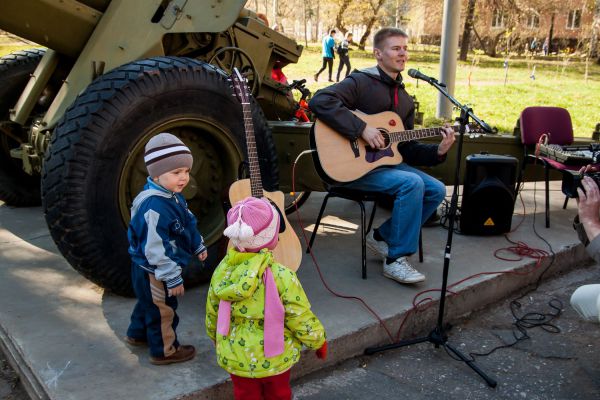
[128, 178, 206, 288]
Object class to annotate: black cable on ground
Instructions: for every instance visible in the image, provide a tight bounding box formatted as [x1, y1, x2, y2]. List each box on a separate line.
[457, 179, 564, 363]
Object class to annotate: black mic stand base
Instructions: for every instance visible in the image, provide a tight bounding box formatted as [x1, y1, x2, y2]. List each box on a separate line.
[363, 104, 497, 389]
[364, 327, 497, 388]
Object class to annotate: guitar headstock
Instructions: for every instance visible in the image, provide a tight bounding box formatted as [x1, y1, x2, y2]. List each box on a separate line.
[231, 68, 251, 104]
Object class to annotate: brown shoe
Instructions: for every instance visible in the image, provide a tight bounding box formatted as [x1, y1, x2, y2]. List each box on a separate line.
[124, 336, 147, 346]
[150, 345, 196, 365]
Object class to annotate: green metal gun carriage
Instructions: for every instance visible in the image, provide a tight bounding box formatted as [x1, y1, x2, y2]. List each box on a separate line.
[0, 0, 585, 295]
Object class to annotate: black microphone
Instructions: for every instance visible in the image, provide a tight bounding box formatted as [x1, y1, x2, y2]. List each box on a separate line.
[407, 68, 434, 83]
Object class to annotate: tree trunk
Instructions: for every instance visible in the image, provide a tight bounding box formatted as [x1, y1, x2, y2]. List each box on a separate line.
[263, 0, 269, 22]
[335, 0, 352, 36]
[489, 31, 505, 58]
[358, 0, 386, 50]
[592, 1, 600, 58]
[471, 25, 488, 54]
[459, 0, 477, 61]
[303, 2, 308, 48]
[548, 12, 555, 53]
[316, 2, 320, 42]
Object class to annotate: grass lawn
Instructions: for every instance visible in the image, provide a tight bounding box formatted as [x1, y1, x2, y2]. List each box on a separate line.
[283, 45, 600, 136]
[1, 42, 598, 136]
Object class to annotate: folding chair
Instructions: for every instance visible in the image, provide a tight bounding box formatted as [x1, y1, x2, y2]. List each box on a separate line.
[517, 106, 579, 228]
[306, 186, 423, 279]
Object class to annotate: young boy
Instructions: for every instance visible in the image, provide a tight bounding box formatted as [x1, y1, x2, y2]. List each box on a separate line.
[206, 196, 326, 399]
[125, 132, 207, 365]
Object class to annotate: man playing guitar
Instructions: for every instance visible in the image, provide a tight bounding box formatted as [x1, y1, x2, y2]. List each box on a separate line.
[309, 27, 455, 285]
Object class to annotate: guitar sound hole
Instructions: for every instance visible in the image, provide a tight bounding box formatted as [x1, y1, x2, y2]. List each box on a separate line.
[364, 131, 394, 163]
[365, 132, 390, 152]
[382, 133, 390, 147]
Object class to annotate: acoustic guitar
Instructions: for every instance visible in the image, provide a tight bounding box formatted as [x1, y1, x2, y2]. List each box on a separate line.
[312, 110, 482, 183]
[229, 69, 302, 271]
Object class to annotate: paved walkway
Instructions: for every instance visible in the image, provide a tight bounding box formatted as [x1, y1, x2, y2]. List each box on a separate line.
[0, 182, 593, 399]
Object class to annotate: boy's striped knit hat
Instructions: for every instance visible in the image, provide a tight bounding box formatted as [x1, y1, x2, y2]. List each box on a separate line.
[144, 133, 193, 178]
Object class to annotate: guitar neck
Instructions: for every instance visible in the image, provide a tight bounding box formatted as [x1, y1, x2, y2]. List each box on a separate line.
[241, 101, 263, 198]
[388, 124, 465, 143]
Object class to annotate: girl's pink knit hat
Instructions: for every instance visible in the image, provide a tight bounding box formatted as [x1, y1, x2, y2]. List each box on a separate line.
[224, 197, 279, 252]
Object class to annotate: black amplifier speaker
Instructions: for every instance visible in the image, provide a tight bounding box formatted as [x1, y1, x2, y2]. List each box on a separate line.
[460, 153, 518, 235]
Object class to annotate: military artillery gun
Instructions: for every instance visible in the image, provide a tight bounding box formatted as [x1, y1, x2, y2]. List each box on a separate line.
[0, 0, 307, 295]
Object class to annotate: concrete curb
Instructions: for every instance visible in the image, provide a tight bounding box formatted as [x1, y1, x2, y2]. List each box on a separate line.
[0, 323, 49, 400]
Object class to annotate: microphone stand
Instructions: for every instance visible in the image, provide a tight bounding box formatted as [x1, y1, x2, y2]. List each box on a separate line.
[364, 76, 497, 388]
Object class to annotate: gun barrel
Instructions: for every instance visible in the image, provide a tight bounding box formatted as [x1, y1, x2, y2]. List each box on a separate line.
[0, 0, 109, 57]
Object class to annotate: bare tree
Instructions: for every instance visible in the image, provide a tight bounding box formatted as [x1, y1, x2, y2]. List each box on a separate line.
[475, 0, 523, 57]
[593, 0, 600, 60]
[334, 0, 353, 36]
[316, 1, 321, 41]
[303, 1, 310, 47]
[522, 0, 590, 54]
[357, 0, 387, 49]
[460, 0, 477, 61]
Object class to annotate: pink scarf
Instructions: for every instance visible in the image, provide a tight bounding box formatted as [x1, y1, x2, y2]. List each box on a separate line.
[216, 267, 285, 358]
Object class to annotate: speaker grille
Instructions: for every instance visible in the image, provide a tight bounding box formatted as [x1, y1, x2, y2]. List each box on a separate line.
[460, 154, 518, 235]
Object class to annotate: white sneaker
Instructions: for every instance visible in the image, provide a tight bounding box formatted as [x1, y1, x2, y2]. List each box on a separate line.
[366, 231, 388, 258]
[383, 257, 425, 284]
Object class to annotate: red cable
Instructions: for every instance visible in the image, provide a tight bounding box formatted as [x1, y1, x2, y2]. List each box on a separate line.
[534, 133, 549, 159]
[291, 160, 395, 342]
[290, 156, 553, 345]
[392, 187, 550, 340]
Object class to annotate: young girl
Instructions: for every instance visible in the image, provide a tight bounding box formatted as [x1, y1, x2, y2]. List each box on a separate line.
[206, 197, 326, 399]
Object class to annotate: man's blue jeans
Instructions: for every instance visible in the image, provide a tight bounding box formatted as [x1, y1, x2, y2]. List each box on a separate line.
[341, 163, 446, 259]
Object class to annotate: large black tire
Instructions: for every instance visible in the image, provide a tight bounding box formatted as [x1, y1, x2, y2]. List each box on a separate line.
[42, 57, 279, 296]
[0, 49, 46, 206]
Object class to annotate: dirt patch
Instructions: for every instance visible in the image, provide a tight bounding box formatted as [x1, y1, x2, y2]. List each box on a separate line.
[0, 356, 29, 400]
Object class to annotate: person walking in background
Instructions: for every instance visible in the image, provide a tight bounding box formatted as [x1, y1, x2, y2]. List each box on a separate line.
[315, 29, 336, 82]
[542, 37, 549, 56]
[529, 37, 538, 55]
[206, 197, 326, 399]
[336, 32, 354, 82]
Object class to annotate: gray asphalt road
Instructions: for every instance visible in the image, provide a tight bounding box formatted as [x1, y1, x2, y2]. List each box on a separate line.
[293, 265, 600, 400]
